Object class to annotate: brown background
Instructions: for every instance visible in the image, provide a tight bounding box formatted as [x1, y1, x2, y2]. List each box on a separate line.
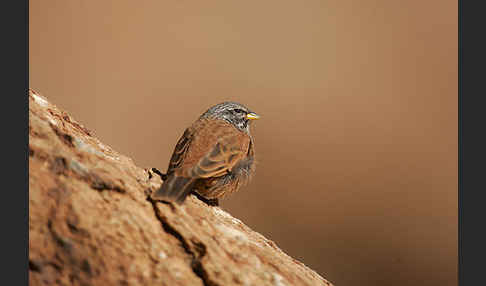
[30, 1, 457, 285]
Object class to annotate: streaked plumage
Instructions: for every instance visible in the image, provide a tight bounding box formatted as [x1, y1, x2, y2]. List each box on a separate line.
[151, 102, 259, 205]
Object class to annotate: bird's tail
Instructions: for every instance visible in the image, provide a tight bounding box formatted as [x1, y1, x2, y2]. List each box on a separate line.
[151, 174, 196, 204]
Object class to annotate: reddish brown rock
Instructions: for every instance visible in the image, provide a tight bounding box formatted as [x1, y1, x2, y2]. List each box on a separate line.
[29, 89, 333, 286]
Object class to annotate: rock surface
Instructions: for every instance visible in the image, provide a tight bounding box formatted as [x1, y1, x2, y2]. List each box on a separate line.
[28, 89, 333, 286]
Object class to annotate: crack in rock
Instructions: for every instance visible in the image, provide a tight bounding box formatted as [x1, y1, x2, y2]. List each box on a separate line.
[32, 150, 127, 194]
[89, 174, 126, 193]
[148, 198, 219, 286]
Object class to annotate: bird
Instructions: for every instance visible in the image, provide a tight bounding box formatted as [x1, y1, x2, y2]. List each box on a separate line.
[151, 102, 260, 205]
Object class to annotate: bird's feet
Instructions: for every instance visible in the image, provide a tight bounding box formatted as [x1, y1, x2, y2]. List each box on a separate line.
[151, 168, 167, 181]
[192, 192, 219, 207]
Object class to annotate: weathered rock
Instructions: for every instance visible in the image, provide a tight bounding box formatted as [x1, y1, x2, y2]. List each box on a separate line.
[28, 89, 333, 286]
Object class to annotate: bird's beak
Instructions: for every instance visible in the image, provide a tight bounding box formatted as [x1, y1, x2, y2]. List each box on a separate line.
[246, 112, 260, 120]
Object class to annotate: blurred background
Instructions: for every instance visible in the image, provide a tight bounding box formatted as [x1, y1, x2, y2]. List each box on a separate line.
[30, 1, 457, 285]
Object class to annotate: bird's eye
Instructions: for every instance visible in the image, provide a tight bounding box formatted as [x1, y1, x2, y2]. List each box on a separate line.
[233, 109, 245, 114]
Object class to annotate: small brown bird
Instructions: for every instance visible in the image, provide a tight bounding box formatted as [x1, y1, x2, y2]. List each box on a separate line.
[151, 102, 259, 205]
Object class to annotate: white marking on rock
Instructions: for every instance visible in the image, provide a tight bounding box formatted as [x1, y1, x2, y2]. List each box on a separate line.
[216, 224, 249, 243]
[73, 137, 107, 158]
[32, 93, 48, 107]
[158, 251, 167, 259]
[212, 207, 243, 225]
[69, 159, 88, 176]
[48, 117, 58, 126]
[252, 255, 262, 269]
[272, 273, 287, 286]
[98, 142, 109, 151]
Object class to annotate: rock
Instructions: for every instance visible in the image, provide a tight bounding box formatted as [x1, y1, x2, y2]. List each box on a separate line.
[29, 89, 333, 286]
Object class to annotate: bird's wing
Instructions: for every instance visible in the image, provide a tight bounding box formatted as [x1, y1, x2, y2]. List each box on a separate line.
[173, 119, 250, 179]
[166, 127, 193, 174]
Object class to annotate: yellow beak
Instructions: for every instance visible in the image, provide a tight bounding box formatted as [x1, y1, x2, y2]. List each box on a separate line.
[246, 112, 260, 120]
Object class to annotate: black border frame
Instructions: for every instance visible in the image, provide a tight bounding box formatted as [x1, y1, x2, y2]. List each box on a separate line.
[4, 0, 29, 284]
[458, 0, 484, 285]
